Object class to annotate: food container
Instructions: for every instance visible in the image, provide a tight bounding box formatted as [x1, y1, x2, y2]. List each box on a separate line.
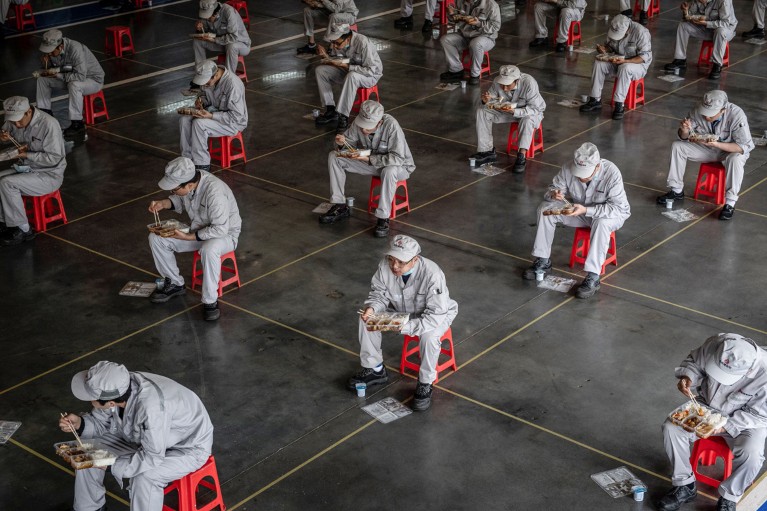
[542, 207, 574, 216]
[54, 441, 117, 469]
[364, 312, 409, 332]
[668, 402, 728, 438]
[336, 148, 371, 158]
[595, 53, 619, 62]
[321, 57, 351, 64]
[32, 67, 60, 78]
[0, 146, 25, 163]
[486, 101, 517, 111]
[689, 133, 718, 143]
[685, 15, 706, 22]
[177, 107, 206, 116]
[147, 219, 191, 237]
[189, 33, 215, 40]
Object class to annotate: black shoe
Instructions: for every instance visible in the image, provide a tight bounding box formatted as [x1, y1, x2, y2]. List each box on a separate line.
[195, 164, 210, 172]
[579, 97, 602, 113]
[348, 367, 389, 389]
[468, 75, 480, 85]
[315, 108, 339, 126]
[439, 70, 464, 81]
[555, 42, 566, 52]
[528, 37, 547, 47]
[203, 302, 220, 321]
[412, 381, 432, 411]
[612, 102, 625, 120]
[149, 278, 186, 303]
[716, 497, 736, 511]
[522, 257, 551, 280]
[742, 25, 765, 39]
[0, 227, 36, 246]
[319, 204, 350, 224]
[656, 190, 684, 205]
[335, 114, 348, 134]
[394, 15, 413, 28]
[63, 120, 86, 138]
[422, 19, 433, 33]
[708, 63, 722, 80]
[639, 10, 648, 25]
[656, 483, 697, 511]
[719, 204, 734, 221]
[575, 273, 600, 299]
[512, 152, 526, 173]
[664, 59, 687, 71]
[620, 8, 633, 16]
[297, 43, 317, 54]
[469, 148, 497, 165]
[188, 81, 201, 90]
[374, 218, 389, 238]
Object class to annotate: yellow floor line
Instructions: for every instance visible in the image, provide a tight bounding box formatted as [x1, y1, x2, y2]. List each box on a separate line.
[89, 127, 178, 155]
[44, 233, 157, 277]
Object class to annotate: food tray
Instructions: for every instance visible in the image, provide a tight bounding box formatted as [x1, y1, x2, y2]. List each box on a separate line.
[452, 14, 474, 22]
[147, 219, 190, 237]
[486, 101, 517, 111]
[32, 67, 59, 78]
[177, 107, 206, 116]
[542, 206, 575, 216]
[595, 53, 624, 62]
[54, 441, 117, 469]
[336, 148, 371, 158]
[189, 33, 215, 39]
[689, 133, 718, 143]
[364, 312, 409, 332]
[685, 15, 706, 22]
[669, 402, 728, 438]
[0, 146, 24, 163]
[321, 57, 350, 64]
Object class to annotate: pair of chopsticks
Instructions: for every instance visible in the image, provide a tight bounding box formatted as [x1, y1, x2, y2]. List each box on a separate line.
[5, 132, 22, 150]
[687, 391, 702, 411]
[60, 412, 84, 449]
[153, 209, 161, 227]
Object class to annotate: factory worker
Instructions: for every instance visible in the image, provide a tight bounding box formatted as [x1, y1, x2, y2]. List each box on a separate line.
[523, 142, 630, 299]
[657, 334, 767, 511]
[147, 157, 241, 321]
[193, 0, 251, 75]
[36, 29, 105, 141]
[0, 96, 66, 246]
[314, 22, 383, 133]
[656, 90, 753, 221]
[741, 0, 765, 39]
[179, 60, 248, 172]
[579, 14, 652, 120]
[319, 100, 415, 238]
[439, 0, 501, 85]
[471, 64, 546, 173]
[394, 0, 438, 33]
[349, 235, 458, 411]
[618, 0, 651, 25]
[0, 0, 28, 38]
[297, 0, 358, 54]
[663, 0, 737, 80]
[529, 0, 587, 52]
[59, 361, 214, 511]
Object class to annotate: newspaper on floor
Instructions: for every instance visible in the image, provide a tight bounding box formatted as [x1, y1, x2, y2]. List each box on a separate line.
[573, 47, 596, 54]
[312, 202, 334, 214]
[119, 281, 157, 297]
[591, 466, 645, 498]
[538, 275, 577, 293]
[472, 164, 506, 176]
[435, 82, 460, 91]
[662, 209, 699, 222]
[754, 136, 767, 147]
[658, 74, 685, 83]
[362, 397, 413, 424]
[745, 38, 767, 45]
[0, 421, 21, 444]
[557, 99, 585, 108]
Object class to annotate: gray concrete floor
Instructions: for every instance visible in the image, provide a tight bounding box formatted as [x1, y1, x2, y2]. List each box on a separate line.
[1, 0, 766, 509]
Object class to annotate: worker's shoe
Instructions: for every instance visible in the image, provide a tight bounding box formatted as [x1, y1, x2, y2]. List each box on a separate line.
[394, 15, 413, 29]
[203, 302, 220, 321]
[719, 204, 735, 221]
[348, 366, 389, 390]
[575, 273, 600, 299]
[612, 102, 625, 120]
[63, 120, 86, 140]
[512, 151, 527, 173]
[315, 108, 339, 126]
[0, 226, 36, 246]
[412, 381, 433, 411]
[555, 42, 566, 52]
[319, 204, 350, 224]
[656, 483, 697, 511]
[708, 63, 722, 80]
[620, 8, 633, 16]
[522, 257, 551, 280]
[528, 37, 547, 47]
[422, 19, 433, 33]
[296, 43, 317, 54]
[468, 75, 480, 85]
[664, 59, 687, 71]
[656, 189, 684, 205]
[0, 222, 7, 234]
[469, 148, 497, 166]
[579, 97, 602, 112]
[639, 10, 649, 25]
[742, 25, 765, 39]
[149, 278, 186, 303]
[439, 69, 464, 81]
[374, 218, 390, 238]
[336, 113, 349, 134]
[716, 497, 736, 511]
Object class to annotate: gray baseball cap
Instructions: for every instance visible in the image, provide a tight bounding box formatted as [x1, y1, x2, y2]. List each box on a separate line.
[71, 361, 131, 401]
[325, 22, 351, 41]
[158, 157, 196, 190]
[569, 142, 601, 178]
[697, 90, 728, 117]
[354, 100, 384, 130]
[495, 65, 521, 86]
[3, 96, 30, 122]
[607, 14, 631, 40]
[199, 0, 218, 19]
[40, 29, 64, 53]
[705, 334, 758, 385]
[192, 60, 218, 85]
[385, 235, 421, 262]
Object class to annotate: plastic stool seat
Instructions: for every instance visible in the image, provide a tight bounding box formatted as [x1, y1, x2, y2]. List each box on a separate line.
[569, 227, 617, 275]
[634, 0, 660, 17]
[693, 162, 726, 205]
[698, 41, 730, 67]
[191, 250, 241, 298]
[226, 0, 250, 28]
[208, 132, 246, 168]
[506, 122, 544, 158]
[691, 436, 734, 489]
[351, 84, 380, 115]
[368, 176, 410, 219]
[162, 455, 226, 511]
[400, 327, 457, 383]
[105, 26, 135, 57]
[461, 49, 491, 77]
[11, 3, 36, 31]
[22, 190, 68, 232]
[611, 77, 645, 110]
[83, 91, 109, 125]
[216, 54, 248, 82]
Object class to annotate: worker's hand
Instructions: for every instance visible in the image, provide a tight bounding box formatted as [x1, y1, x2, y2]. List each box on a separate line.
[58, 413, 82, 433]
[680, 2, 690, 12]
[596, 44, 607, 54]
[693, 17, 707, 25]
[195, 20, 204, 32]
[0, 130, 9, 142]
[194, 97, 204, 109]
[360, 307, 374, 322]
[148, 199, 168, 213]
[466, 16, 481, 25]
[551, 189, 565, 201]
[610, 57, 625, 64]
[563, 204, 587, 216]
[677, 376, 693, 397]
[447, 3, 457, 14]
[702, 140, 720, 149]
[171, 230, 195, 241]
[500, 104, 514, 113]
[481, 91, 491, 104]
[350, 154, 370, 162]
[192, 109, 213, 119]
[332, 61, 350, 70]
[317, 45, 329, 58]
[40, 54, 50, 67]
[335, 134, 346, 146]
[17, 149, 27, 159]
[679, 118, 693, 132]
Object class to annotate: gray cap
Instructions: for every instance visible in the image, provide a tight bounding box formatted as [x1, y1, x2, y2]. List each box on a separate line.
[354, 100, 384, 130]
[3, 96, 30, 122]
[697, 89, 728, 117]
[705, 334, 758, 385]
[158, 157, 196, 190]
[607, 14, 631, 40]
[385, 235, 421, 262]
[199, 0, 218, 19]
[71, 361, 131, 401]
[569, 142, 601, 178]
[192, 60, 218, 85]
[325, 22, 351, 41]
[495, 65, 521, 86]
[40, 29, 64, 53]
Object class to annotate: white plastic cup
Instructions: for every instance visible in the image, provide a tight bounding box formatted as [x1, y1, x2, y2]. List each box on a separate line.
[604, 14, 609, 21]
[155, 277, 165, 290]
[312, 109, 320, 118]
[666, 198, 673, 209]
[432, 28, 440, 39]
[673, 68, 680, 75]
[355, 382, 366, 397]
[460, 80, 467, 89]
[632, 486, 646, 502]
[535, 270, 544, 282]
[580, 94, 589, 103]
[567, 44, 573, 52]
[468, 157, 476, 167]
[346, 196, 355, 207]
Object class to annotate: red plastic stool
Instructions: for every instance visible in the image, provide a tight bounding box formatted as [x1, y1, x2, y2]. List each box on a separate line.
[634, 0, 660, 17]
[506, 122, 544, 158]
[105, 26, 135, 57]
[368, 176, 410, 219]
[350, 84, 380, 115]
[552, 19, 581, 45]
[693, 162, 726, 205]
[569, 227, 618, 275]
[22, 190, 68, 232]
[434, 0, 456, 25]
[215, 54, 248, 82]
[134, 0, 151, 7]
[690, 436, 734, 489]
[611, 77, 645, 110]
[461, 49, 491, 77]
[162, 455, 226, 511]
[698, 41, 730, 67]
[349, 23, 358, 32]
[191, 250, 241, 297]
[226, 0, 250, 28]
[11, 3, 36, 31]
[83, 91, 109, 125]
[400, 327, 457, 383]
[208, 132, 246, 168]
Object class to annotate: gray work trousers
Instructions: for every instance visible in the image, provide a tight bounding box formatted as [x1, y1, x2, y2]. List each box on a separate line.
[315, 65, 378, 117]
[589, 61, 647, 102]
[619, 0, 650, 11]
[36, 76, 102, 121]
[753, 0, 767, 28]
[149, 232, 236, 304]
[303, 8, 356, 36]
[534, 3, 583, 42]
[0, 0, 28, 21]
[328, 153, 410, 219]
[666, 141, 748, 206]
[0, 169, 62, 228]
[179, 116, 239, 166]
[475, 107, 543, 153]
[441, 33, 495, 78]
[192, 40, 251, 74]
[674, 22, 735, 64]
[73, 433, 209, 511]
[532, 205, 624, 275]
[400, 0, 438, 18]
[662, 420, 767, 503]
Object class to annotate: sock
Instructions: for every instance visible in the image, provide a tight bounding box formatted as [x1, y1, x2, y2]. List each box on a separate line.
[19, 223, 30, 233]
[587, 271, 599, 280]
[373, 364, 383, 373]
[308, 42, 316, 47]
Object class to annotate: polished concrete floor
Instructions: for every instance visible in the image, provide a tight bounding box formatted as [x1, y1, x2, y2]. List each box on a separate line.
[1, 0, 766, 509]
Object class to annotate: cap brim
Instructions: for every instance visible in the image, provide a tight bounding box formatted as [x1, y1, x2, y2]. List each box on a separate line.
[158, 176, 182, 190]
[568, 160, 595, 179]
[199, 8, 215, 18]
[698, 103, 722, 117]
[192, 73, 212, 86]
[705, 359, 744, 385]
[4, 111, 25, 122]
[495, 76, 514, 85]
[354, 116, 379, 130]
[607, 27, 628, 40]
[39, 42, 58, 53]
[325, 32, 342, 41]
[71, 370, 96, 401]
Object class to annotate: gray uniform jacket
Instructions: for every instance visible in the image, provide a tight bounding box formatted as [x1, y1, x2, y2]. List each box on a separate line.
[676, 334, 767, 437]
[321, 0, 359, 16]
[49, 38, 105, 84]
[3, 108, 66, 176]
[168, 170, 242, 242]
[364, 256, 458, 337]
[682, 102, 754, 155]
[686, 0, 737, 29]
[605, 21, 653, 65]
[546, 159, 631, 220]
[329, 32, 383, 80]
[80, 372, 214, 481]
[454, 0, 502, 39]
[488, 73, 546, 119]
[343, 114, 415, 172]
[202, 2, 251, 47]
[200, 67, 248, 131]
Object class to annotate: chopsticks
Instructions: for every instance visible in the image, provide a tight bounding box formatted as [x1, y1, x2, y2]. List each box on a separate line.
[5, 132, 22, 150]
[60, 413, 84, 449]
[153, 209, 161, 227]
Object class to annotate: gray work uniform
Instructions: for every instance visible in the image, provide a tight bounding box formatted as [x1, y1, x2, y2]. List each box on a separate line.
[665, 102, 753, 206]
[194, 2, 251, 74]
[534, 0, 586, 42]
[475, 74, 546, 153]
[589, 22, 652, 102]
[441, 0, 501, 77]
[36, 38, 105, 121]
[74, 371, 214, 511]
[329, 114, 415, 219]
[149, 170, 241, 305]
[315, 32, 383, 117]
[179, 66, 248, 167]
[532, 159, 631, 275]
[361, 256, 458, 384]
[0, 0, 28, 22]
[620, 0, 650, 12]
[752, 0, 766, 28]
[0, 109, 66, 228]
[662, 334, 767, 503]
[673, 0, 737, 65]
[401, 0, 438, 19]
[304, 0, 359, 37]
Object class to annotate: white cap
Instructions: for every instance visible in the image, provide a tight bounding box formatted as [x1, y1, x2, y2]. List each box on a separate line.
[3, 96, 30, 122]
[697, 90, 728, 117]
[198, 0, 218, 19]
[495, 65, 521, 86]
[704, 334, 758, 385]
[384, 235, 421, 262]
[354, 100, 384, 130]
[71, 361, 131, 401]
[607, 14, 631, 40]
[158, 157, 196, 190]
[40, 29, 64, 53]
[192, 60, 218, 85]
[569, 142, 601, 178]
[325, 22, 351, 41]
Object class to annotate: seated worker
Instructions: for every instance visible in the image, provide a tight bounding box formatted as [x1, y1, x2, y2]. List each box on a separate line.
[348, 235, 458, 411]
[147, 157, 241, 321]
[314, 22, 383, 133]
[579, 14, 652, 120]
[0, 0, 29, 38]
[439, 0, 501, 85]
[618, 0, 651, 25]
[60, 360, 214, 511]
[394, 0, 438, 32]
[193, 0, 251, 76]
[180, 60, 248, 172]
[471, 64, 546, 173]
[657, 333, 767, 511]
[663, 0, 737, 79]
[0, 96, 66, 246]
[741, 0, 765, 39]
[656, 90, 753, 221]
[319, 100, 414, 238]
[297, 0, 358, 54]
[523, 142, 630, 299]
[529, 0, 587, 52]
[35, 29, 105, 141]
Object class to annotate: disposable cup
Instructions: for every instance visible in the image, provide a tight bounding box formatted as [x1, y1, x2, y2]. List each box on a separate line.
[666, 198, 673, 209]
[461, 80, 467, 89]
[468, 158, 476, 167]
[580, 94, 589, 103]
[632, 486, 646, 502]
[346, 197, 355, 207]
[535, 270, 544, 282]
[355, 383, 366, 397]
